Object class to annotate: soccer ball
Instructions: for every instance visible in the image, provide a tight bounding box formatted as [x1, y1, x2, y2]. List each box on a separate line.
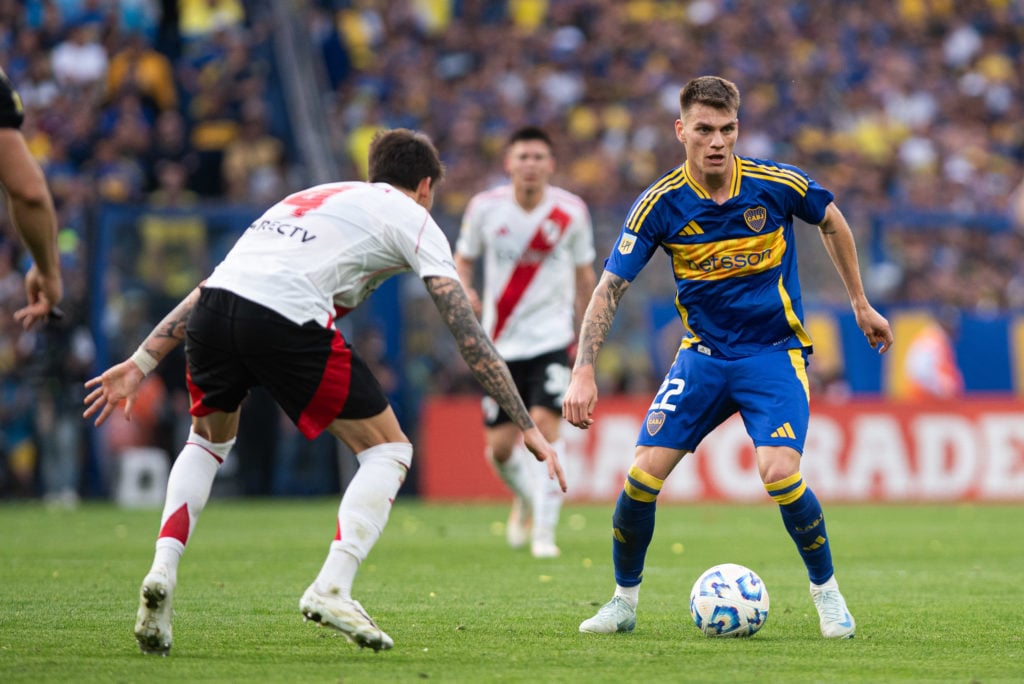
[689, 563, 769, 637]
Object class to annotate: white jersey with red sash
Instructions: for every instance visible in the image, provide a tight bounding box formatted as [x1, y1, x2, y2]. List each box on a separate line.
[456, 184, 595, 360]
[205, 181, 459, 326]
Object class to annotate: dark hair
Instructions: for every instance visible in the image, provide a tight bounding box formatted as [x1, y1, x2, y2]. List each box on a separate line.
[368, 128, 444, 190]
[679, 76, 741, 115]
[507, 125, 554, 151]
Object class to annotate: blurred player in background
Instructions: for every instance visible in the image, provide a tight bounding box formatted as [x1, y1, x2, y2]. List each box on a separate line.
[563, 76, 893, 639]
[0, 66, 62, 328]
[903, 306, 963, 400]
[83, 129, 566, 655]
[455, 126, 596, 558]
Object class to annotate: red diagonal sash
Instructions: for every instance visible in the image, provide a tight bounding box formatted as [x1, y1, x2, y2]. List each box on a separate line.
[492, 207, 571, 341]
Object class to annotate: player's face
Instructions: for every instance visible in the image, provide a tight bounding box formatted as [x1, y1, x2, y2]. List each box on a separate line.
[504, 140, 555, 193]
[675, 104, 739, 181]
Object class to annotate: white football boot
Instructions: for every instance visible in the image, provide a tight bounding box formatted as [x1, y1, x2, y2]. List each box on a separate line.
[135, 572, 174, 655]
[300, 584, 394, 651]
[811, 581, 856, 639]
[579, 596, 637, 634]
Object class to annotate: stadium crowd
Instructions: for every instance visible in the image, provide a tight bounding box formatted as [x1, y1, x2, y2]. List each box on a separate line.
[0, 0, 1022, 501]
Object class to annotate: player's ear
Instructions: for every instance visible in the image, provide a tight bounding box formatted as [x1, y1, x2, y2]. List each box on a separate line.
[674, 119, 686, 144]
[415, 176, 434, 210]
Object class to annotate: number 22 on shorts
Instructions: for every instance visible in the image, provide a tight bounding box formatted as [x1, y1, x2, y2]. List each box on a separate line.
[650, 378, 685, 411]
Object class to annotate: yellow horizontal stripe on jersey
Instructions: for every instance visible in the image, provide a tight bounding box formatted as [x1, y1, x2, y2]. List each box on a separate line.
[625, 167, 687, 233]
[668, 227, 785, 282]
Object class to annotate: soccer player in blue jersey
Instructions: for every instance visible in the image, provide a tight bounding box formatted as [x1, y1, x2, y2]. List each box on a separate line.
[563, 75, 893, 639]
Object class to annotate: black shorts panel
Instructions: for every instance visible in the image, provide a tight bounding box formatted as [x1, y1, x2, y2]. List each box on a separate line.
[482, 348, 570, 427]
[0, 68, 24, 129]
[185, 288, 388, 438]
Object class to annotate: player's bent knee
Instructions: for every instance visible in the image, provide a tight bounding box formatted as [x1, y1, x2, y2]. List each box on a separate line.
[356, 442, 413, 469]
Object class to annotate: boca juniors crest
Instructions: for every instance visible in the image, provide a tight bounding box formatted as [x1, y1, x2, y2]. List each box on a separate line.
[646, 410, 666, 436]
[743, 206, 767, 233]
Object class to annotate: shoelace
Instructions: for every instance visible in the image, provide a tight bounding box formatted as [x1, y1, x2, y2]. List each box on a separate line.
[814, 591, 846, 622]
[598, 598, 630, 618]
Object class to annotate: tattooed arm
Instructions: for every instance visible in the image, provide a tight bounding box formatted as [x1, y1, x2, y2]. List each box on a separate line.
[425, 275, 566, 490]
[134, 284, 204, 369]
[83, 284, 203, 426]
[562, 270, 630, 429]
[425, 275, 534, 429]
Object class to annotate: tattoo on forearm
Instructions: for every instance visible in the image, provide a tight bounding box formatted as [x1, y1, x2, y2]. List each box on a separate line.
[153, 309, 191, 343]
[143, 289, 199, 360]
[426, 277, 535, 431]
[576, 274, 628, 369]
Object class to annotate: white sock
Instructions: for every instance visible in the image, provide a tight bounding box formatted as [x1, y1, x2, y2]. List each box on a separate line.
[151, 430, 235, 583]
[314, 442, 413, 597]
[811, 575, 839, 591]
[614, 584, 639, 607]
[531, 440, 565, 545]
[491, 445, 533, 507]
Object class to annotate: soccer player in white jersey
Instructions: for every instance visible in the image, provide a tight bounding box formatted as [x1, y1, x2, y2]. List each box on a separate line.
[455, 126, 596, 558]
[83, 129, 566, 655]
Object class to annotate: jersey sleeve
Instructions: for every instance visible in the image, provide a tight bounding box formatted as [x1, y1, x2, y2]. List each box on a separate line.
[602, 193, 666, 282]
[454, 194, 484, 259]
[399, 213, 460, 280]
[785, 162, 835, 225]
[569, 204, 597, 266]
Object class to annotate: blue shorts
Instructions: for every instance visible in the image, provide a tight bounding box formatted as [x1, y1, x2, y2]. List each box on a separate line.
[637, 348, 810, 453]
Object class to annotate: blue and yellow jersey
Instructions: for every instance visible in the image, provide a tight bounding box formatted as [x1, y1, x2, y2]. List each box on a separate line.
[606, 155, 834, 359]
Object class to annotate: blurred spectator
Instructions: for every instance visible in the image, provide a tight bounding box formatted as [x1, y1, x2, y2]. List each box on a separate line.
[179, 0, 245, 44]
[903, 308, 964, 401]
[106, 32, 178, 114]
[50, 22, 108, 99]
[222, 99, 285, 204]
[142, 109, 199, 193]
[136, 162, 209, 302]
[16, 52, 60, 111]
[33, 245, 94, 508]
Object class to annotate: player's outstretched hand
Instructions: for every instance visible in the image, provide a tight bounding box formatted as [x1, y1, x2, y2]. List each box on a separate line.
[562, 367, 597, 430]
[522, 427, 567, 492]
[14, 266, 63, 329]
[83, 359, 147, 426]
[857, 305, 894, 354]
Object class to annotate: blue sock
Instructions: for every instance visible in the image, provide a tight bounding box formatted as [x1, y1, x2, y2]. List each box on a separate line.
[611, 465, 663, 588]
[766, 472, 834, 585]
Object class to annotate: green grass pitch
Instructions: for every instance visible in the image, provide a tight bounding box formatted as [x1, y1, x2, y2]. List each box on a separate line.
[1, 499, 1021, 683]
